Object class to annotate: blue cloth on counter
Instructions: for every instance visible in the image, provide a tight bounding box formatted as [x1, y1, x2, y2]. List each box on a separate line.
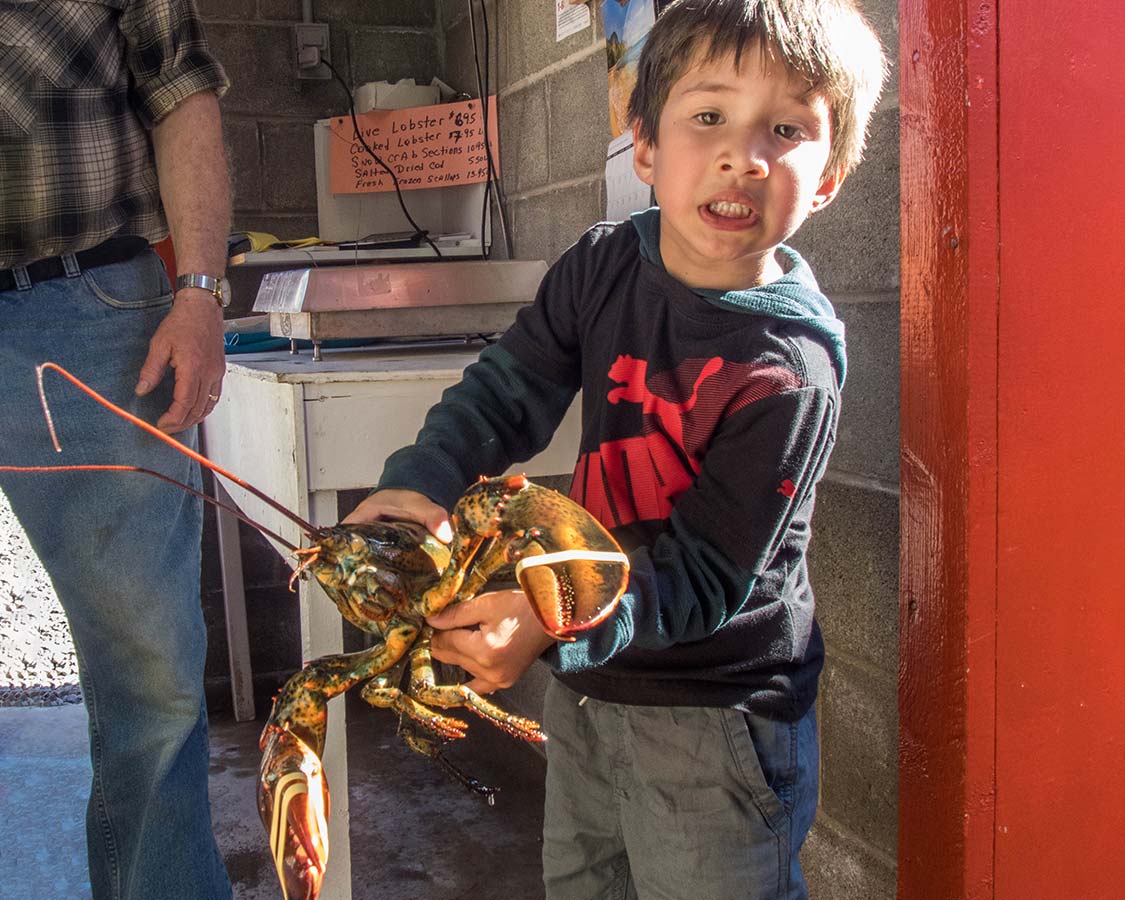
[223, 330, 380, 354]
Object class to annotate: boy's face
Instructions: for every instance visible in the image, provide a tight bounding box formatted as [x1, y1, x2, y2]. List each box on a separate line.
[633, 45, 842, 290]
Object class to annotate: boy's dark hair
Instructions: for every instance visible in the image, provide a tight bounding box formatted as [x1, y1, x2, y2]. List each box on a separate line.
[626, 0, 888, 178]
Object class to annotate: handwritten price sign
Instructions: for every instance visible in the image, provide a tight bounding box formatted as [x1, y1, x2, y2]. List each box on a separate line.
[328, 97, 499, 194]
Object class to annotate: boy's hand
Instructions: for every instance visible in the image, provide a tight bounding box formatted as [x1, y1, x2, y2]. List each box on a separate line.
[342, 488, 453, 543]
[427, 590, 556, 694]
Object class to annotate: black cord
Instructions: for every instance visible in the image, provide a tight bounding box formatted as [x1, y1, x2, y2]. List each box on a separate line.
[481, 1, 512, 258]
[467, 0, 513, 260]
[322, 58, 442, 258]
[480, 1, 512, 258]
[467, 0, 490, 260]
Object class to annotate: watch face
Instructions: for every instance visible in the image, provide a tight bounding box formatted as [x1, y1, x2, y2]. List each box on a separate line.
[219, 277, 232, 307]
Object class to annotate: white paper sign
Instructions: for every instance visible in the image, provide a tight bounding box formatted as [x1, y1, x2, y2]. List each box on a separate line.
[605, 132, 652, 222]
[557, 0, 591, 41]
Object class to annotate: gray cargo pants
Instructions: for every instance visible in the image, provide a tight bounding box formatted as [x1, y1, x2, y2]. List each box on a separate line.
[541, 678, 818, 900]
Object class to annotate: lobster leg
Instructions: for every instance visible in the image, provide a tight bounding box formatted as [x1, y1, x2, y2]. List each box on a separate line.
[258, 618, 419, 900]
[445, 535, 503, 605]
[419, 530, 488, 616]
[359, 640, 470, 742]
[401, 629, 546, 744]
[397, 717, 499, 804]
[362, 645, 501, 803]
[420, 529, 519, 616]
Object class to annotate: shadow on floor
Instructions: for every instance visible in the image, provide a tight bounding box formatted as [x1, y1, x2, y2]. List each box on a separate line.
[0, 694, 547, 899]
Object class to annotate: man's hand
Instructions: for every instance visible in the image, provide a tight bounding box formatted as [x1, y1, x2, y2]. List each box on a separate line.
[343, 488, 453, 543]
[134, 289, 225, 433]
[427, 589, 556, 694]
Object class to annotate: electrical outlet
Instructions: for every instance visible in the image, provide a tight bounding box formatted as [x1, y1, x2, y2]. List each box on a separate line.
[294, 22, 331, 80]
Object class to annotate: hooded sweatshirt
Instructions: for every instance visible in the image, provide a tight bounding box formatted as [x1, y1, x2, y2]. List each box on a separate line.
[377, 212, 844, 720]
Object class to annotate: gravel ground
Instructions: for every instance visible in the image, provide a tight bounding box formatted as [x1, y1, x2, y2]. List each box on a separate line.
[0, 491, 82, 707]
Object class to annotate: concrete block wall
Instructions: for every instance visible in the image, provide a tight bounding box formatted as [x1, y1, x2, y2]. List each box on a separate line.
[441, 0, 612, 262]
[442, 1, 901, 896]
[790, 0, 901, 892]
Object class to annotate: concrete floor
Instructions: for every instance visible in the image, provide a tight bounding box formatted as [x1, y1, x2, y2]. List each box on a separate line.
[0, 694, 547, 900]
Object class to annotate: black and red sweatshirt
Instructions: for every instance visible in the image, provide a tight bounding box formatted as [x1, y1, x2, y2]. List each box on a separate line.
[377, 211, 845, 721]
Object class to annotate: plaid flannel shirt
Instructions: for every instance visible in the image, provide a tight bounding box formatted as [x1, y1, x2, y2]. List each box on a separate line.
[0, 0, 229, 268]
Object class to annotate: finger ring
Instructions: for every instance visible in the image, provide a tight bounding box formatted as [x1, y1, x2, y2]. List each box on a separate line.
[207, 393, 220, 402]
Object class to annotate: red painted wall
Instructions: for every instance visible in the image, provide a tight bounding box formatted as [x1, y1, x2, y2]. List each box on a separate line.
[901, 1, 1125, 897]
[995, 2, 1125, 895]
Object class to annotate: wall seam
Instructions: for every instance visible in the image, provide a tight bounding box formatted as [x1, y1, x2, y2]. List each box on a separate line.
[823, 469, 900, 495]
[502, 43, 605, 97]
[508, 173, 604, 203]
[831, 291, 902, 304]
[822, 641, 899, 684]
[813, 810, 899, 869]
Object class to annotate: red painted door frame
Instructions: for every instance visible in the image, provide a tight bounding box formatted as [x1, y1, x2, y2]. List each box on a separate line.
[899, 2, 1125, 898]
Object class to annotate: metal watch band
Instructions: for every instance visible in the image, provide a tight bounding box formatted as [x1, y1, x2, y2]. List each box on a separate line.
[175, 272, 229, 307]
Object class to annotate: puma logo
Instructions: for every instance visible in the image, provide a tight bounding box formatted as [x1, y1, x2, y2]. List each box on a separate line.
[607, 355, 724, 468]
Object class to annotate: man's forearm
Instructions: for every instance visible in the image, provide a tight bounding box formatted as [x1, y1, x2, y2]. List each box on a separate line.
[139, 89, 231, 433]
[152, 90, 230, 277]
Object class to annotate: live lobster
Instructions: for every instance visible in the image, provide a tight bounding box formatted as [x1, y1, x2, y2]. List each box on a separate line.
[0, 363, 630, 900]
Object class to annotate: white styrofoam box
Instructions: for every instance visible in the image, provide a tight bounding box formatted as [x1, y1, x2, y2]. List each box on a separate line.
[313, 119, 490, 245]
[353, 78, 440, 113]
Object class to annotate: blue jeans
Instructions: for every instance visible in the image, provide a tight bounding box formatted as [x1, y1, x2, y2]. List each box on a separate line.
[0, 250, 232, 899]
[542, 678, 819, 900]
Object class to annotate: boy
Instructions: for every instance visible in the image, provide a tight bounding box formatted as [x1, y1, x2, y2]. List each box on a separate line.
[346, 0, 887, 896]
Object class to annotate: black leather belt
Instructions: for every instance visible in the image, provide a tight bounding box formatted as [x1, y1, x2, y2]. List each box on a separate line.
[0, 236, 150, 292]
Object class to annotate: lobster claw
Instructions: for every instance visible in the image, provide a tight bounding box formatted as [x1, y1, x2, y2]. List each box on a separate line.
[515, 551, 629, 641]
[258, 725, 331, 900]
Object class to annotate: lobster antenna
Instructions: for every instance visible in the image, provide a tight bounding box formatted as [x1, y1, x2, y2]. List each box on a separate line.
[35, 362, 322, 538]
[0, 464, 299, 552]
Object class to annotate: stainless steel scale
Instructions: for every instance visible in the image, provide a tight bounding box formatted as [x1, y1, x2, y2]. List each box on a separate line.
[251, 259, 548, 360]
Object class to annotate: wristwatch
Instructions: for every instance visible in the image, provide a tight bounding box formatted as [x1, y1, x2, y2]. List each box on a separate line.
[175, 272, 231, 308]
